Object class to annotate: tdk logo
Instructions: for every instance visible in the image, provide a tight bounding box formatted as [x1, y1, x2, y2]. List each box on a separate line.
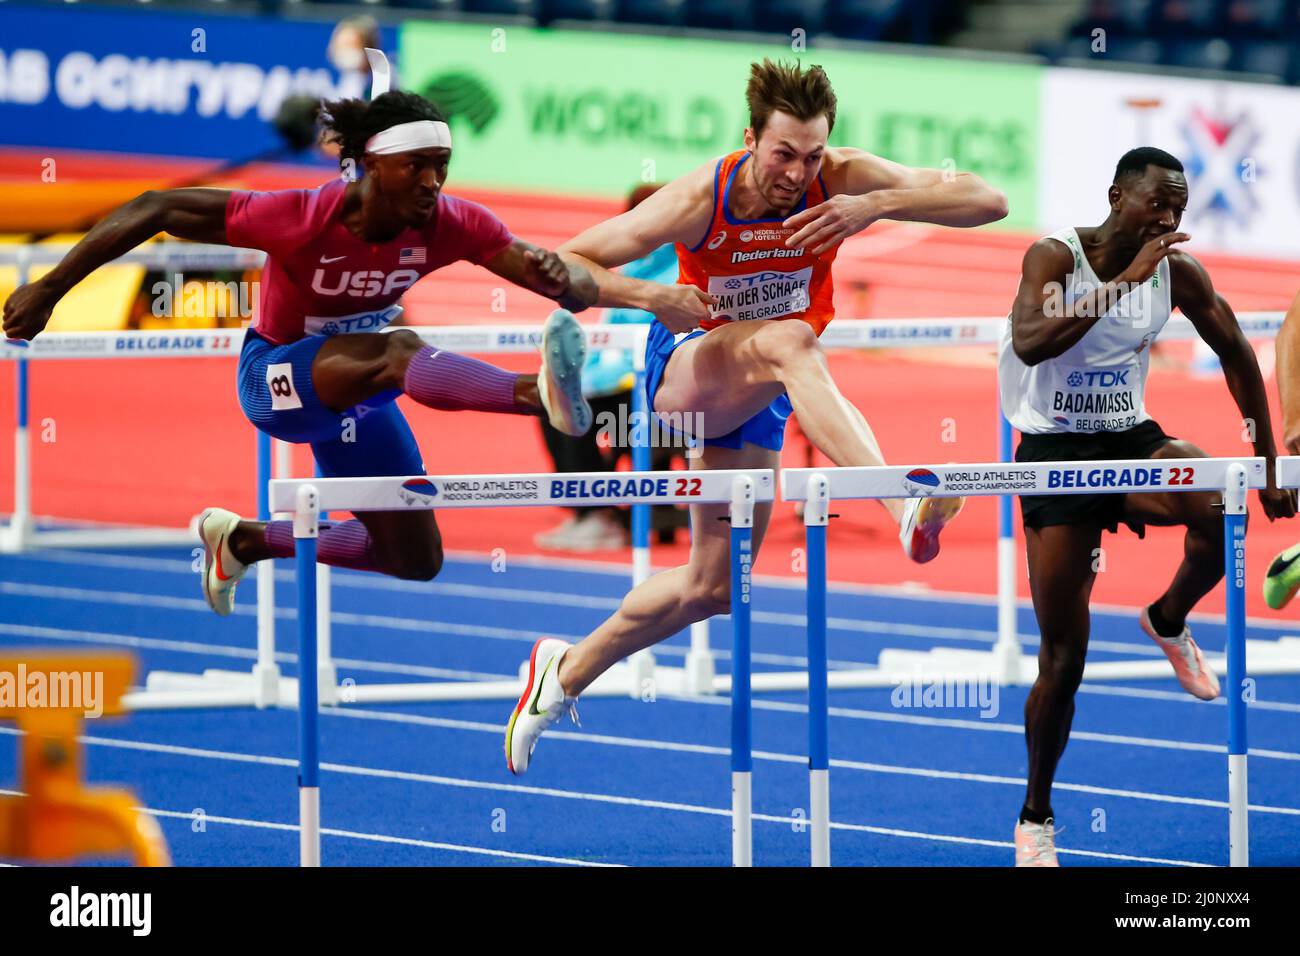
[1067, 369, 1130, 387]
[318, 312, 390, 335]
[724, 271, 787, 288]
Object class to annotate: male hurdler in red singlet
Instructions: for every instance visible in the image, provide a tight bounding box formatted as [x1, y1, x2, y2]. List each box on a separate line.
[2, 89, 605, 607]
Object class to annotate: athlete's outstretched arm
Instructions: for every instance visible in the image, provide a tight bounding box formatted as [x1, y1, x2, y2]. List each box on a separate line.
[785, 148, 1009, 253]
[481, 239, 598, 313]
[1173, 252, 1296, 519]
[1275, 290, 1300, 455]
[3, 188, 232, 340]
[557, 166, 716, 332]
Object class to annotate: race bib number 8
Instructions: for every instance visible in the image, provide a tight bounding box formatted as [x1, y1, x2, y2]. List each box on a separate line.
[266, 362, 303, 411]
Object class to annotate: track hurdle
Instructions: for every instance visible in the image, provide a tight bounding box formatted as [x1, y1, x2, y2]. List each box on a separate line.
[269, 468, 774, 867]
[9, 303, 1299, 703]
[783, 456, 1264, 868]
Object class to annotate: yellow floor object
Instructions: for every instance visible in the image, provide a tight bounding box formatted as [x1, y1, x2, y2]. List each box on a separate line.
[0, 650, 171, 866]
[0, 233, 143, 332]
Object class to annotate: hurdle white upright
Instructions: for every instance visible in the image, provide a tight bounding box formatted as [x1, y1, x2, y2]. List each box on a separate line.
[117, 320, 735, 710]
[273, 468, 773, 866]
[0, 243, 264, 553]
[783, 457, 1264, 867]
[9, 305, 1298, 704]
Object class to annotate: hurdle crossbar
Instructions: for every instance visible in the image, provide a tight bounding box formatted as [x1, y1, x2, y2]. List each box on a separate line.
[783, 457, 1262, 867]
[9, 303, 1299, 714]
[271, 469, 772, 866]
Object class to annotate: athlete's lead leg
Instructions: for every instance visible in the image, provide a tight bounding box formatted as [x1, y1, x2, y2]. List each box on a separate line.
[656, 319, 961, 561]
[310, 312, 591, 436]
[504, 443, 777, 775]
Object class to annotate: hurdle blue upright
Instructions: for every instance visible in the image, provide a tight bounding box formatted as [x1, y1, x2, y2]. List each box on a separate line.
[783, 456, 1264, 868]
[269, 468, 776, 867]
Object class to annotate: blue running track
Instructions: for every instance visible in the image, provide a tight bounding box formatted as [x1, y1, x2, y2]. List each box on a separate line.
[2, 545, 1297, 866]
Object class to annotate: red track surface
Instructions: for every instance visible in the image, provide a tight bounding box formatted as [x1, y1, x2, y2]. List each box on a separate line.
[3, 148, 1300, 620]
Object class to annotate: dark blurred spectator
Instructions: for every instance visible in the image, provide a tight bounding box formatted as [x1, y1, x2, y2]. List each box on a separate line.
[328, 15, 385, 101]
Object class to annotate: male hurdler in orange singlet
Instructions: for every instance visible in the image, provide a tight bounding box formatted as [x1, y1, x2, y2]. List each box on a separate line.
[506, 59, 1009, 772]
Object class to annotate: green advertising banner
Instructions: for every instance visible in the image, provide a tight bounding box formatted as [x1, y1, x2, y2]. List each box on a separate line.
[399, 23, 1038, 226]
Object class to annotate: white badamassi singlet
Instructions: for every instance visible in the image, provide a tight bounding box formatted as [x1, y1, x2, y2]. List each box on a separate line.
[998, 227, 1172, 435]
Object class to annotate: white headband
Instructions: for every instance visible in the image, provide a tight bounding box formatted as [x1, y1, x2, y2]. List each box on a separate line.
[361, 48, 452, 154]
[365, 120, 453, 154]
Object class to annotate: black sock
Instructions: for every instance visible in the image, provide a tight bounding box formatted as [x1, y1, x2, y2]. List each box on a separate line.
[1147, 601, 1184, 639]
[1019, 803, 1052, 825]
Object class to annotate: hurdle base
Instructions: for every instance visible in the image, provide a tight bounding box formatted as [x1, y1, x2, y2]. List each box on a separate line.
[0, 516, 31, 554]
[125, 635, 1300, 711]
[720, 636, 1300, 693]
[683, 647, 718, 695]
[126, 658, 718, 711]
[0, 515, 198, 554]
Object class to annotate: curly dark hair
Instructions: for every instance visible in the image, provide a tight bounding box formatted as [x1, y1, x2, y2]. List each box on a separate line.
[1113, 146, 1184, 185]
[318, 91, 448, 166]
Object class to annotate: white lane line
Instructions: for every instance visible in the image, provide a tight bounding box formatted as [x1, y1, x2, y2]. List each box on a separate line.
[1077, 682, 1300, 714]
[763, 816, 1210, 867]
[0, 551, 1178, 655]
[5, 716, 1298, 818]
[0, 736, 1209, 866]
[731, 696, 1300, 761]
[0, 787, 613, 867]
[143, 809, 619, 866]
[1, 618, 1240, 713]
[0, 581, 876, 669]
[0, 577, 1203, 664]
[0, 622, 510, 683]
[1, 618, 1296, 759]
[17, 546, 1300, 633]
[326, 708, 1300, 816]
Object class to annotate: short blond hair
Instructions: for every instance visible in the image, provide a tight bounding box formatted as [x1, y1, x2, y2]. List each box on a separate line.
[745, 59, 837, 140]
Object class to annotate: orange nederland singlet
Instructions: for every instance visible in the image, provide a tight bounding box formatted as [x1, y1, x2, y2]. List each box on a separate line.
[676, 149, 838, 336]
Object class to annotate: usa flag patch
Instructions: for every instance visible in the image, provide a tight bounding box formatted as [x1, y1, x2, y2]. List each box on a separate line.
[399, 247, 427, 265]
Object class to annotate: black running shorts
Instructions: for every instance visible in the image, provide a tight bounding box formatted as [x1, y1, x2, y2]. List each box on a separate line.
[1015, 419, 1175, 537]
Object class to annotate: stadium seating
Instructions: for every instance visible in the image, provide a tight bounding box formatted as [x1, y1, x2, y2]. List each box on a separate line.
[1060, 0, 1300, 82]
[462, 0, 538, 15]
[683, 0, 753, 31]
[538, 0, 613, 23]
[1230, 36, 1295, 79]
[752, 0, 827, 36]
[823, 0, 908, 42]
[107, 0, 1298, 86]
[614, 0, 685, 27]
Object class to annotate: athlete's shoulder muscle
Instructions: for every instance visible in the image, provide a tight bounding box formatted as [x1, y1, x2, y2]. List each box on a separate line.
[226, 187, 320, 254]
[820, 146, 939, 196]
[1167, 249, 1215, 310]
[558, 159, 717, 268]
[1012, 238, 1075, 320]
